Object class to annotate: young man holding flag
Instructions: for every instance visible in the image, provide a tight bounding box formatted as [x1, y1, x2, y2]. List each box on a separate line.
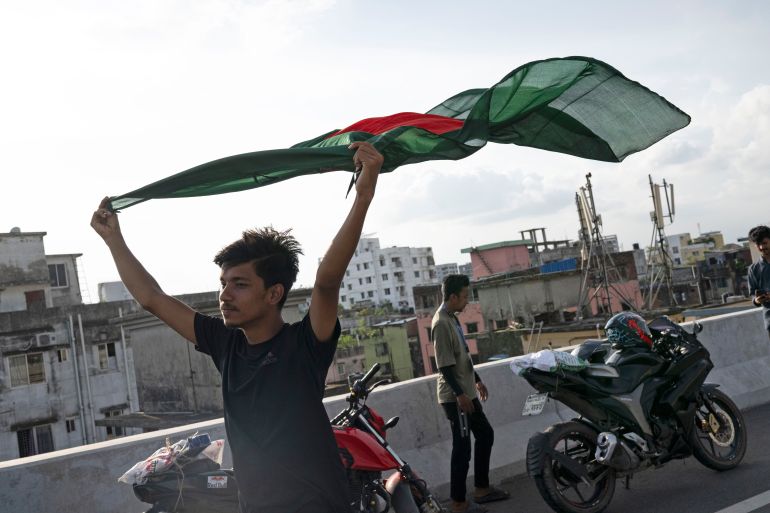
[92, 142, 383, 513]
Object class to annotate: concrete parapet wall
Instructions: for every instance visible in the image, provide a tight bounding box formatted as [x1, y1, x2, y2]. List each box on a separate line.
[0, 308, 767, 512]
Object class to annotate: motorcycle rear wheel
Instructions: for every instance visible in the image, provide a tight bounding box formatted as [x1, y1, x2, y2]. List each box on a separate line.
[690, 388, 747, 471]
[527, 421, 615, 513]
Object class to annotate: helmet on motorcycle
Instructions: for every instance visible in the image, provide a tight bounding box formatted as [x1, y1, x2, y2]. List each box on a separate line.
[604, 312, 654, 349]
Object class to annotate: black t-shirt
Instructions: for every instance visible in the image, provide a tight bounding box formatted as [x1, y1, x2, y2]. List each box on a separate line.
[194, 313, 349, 513]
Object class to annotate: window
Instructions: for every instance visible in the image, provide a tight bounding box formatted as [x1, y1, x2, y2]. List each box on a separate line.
[367, 291, 374, 298]
[365, 277, 372, 284]
[412, 257, 417, 264]
[414, 271, 420, 278]
[9, 353, 46, 387]
[360, 293, 365, 299]
[347, 284, 352, 290]
[66, 419, 76, 433]
[382, 273, 389, 281]
[17, 425, 54, 457]
[345, 270, 350, 277]
[384, 288, 390, 295]
[341, 295, 346, 302]
[104, 410, 124, 438]
[356, 264, 361, 271]
[48, 263, 68, 287]
[97, 342, 117, 370]
[25, 290, 46, 311]
[465, 322, 478, 334]
[495, 319, 508, 329]
[672, 246, 679, 254]
[363, 263, 369, 270]
[375, 342, 389, 357]
[358, 278, 363, 285]
[340, 282, 345, 289]
[57, 348, 68, 363]
[337, 363, 345, 375]
[379, 258, 386, 267]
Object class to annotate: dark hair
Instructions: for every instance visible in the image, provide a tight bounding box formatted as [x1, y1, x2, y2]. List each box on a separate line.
[442, 274, 470, 301]
[214, 227, 302, 308]
[749, 225, 770, 245]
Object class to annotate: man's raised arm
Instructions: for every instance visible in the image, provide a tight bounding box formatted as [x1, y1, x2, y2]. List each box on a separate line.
[310, 142, 383, 341]
[91, 197, 197, 343]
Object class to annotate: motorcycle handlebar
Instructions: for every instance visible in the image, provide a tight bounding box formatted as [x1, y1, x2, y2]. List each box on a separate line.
[358, 363, 381, 388]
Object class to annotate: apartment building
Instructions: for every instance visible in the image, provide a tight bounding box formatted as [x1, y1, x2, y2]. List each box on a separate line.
[339, 237, 438, 311]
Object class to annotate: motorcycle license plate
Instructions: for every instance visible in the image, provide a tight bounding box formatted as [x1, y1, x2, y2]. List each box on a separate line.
[522, 393, 548, 416]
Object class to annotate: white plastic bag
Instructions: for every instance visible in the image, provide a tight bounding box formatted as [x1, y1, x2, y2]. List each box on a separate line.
[510, 349, 587, 375]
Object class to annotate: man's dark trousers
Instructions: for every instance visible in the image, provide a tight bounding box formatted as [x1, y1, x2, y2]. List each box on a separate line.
[441, 398, 494, 502]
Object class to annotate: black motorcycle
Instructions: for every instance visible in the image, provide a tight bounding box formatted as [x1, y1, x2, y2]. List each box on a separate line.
[518, 316, 747, 513]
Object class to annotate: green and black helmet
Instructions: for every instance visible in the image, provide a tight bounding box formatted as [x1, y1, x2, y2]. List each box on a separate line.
[604, 312, 653, 349]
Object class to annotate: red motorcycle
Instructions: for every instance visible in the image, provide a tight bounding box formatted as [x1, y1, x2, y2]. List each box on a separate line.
[128, 362, 444, 512]
[332, 363, 446, 513]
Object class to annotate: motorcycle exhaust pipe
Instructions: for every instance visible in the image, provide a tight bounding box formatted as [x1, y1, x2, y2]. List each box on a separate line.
[385, 473, 420, 513]
[595, 432, 641, 471]
[595, 432, 618, 464]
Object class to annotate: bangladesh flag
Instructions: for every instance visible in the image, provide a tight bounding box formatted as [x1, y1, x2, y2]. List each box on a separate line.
[110, 56, 690, 210]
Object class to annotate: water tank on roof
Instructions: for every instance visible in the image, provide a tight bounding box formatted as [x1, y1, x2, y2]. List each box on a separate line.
[10, 227, 21, 234]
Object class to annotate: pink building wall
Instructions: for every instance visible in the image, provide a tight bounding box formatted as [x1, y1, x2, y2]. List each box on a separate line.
[416, 302, 486, 376]
[469, 245, 531, 279]
[588, 280, 644, 316]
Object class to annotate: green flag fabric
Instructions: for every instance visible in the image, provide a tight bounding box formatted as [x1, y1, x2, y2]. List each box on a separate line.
[110, 56, 690, 210]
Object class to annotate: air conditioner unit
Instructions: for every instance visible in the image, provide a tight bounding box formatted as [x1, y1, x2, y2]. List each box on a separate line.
[37, 333, 56, 345]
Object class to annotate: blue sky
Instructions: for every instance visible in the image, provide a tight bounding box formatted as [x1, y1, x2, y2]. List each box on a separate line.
[2, 0, 769, 298]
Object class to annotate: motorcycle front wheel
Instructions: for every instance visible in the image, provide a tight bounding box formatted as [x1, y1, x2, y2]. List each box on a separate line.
[527, 421, 615, 513]
[690, 388, 747, 471]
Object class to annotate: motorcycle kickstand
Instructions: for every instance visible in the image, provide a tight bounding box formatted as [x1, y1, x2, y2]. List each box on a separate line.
[624, 474, 632, 490]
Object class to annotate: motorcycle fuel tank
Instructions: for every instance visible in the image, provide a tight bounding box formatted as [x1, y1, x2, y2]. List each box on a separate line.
[334, 426, 400, 471]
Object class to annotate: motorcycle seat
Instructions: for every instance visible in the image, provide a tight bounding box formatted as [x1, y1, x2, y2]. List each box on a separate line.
[582, 364, 620, 378]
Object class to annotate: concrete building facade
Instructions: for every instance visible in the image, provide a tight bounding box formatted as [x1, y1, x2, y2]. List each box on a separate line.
[363, 317, 420, 382]
[339, 237, 438, 311]
[0, 299, 142, 461]
[0, 228, 142, 461]
[434, 263, 459, 284]
[0, 228, 82, 313]
[461, 240, 532, 279]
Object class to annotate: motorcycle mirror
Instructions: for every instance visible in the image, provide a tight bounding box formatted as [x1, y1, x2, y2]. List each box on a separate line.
[384, 416, 400, 430]
[693, 322, 703, 334]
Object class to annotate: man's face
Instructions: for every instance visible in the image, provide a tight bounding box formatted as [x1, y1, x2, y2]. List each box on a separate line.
[218, 262, 274, 328]
[449, 286, 470, 313]
[757, 237, 770, 260]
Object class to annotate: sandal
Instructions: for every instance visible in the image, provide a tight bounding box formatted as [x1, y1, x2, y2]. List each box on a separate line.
[450, 502, 488, 513]
[474, 486, 510, 504]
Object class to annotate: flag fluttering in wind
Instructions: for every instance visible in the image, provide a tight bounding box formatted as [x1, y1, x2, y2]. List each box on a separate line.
[110, 57, 690, 210]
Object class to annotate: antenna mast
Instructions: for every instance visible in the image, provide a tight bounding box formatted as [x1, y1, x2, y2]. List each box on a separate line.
[644, 174, 677, 309]
[575, 173, 639, 319]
